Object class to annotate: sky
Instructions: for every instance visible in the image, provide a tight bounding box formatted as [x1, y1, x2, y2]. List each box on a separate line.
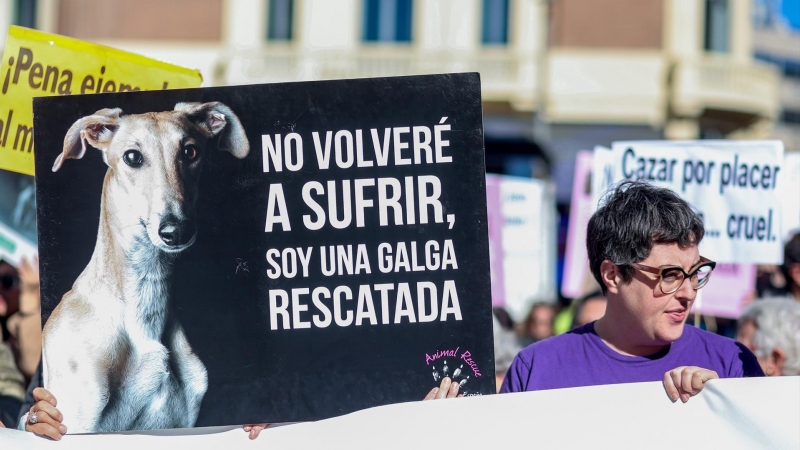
[784, 0, 800, 29]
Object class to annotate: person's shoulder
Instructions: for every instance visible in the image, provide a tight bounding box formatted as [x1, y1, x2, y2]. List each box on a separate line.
[681, 324, 737, 346]
[681, 324, 742, 351]
[515, 324, 595, 363]
[680, 324, 763, 376]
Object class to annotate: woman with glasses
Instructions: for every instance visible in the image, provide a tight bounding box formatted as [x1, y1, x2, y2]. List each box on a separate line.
[500, 181, 763, 402]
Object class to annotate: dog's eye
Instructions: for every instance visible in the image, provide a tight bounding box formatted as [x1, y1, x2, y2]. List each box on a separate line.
[123, 150, 144, 168]
[182, 145, 198, 162]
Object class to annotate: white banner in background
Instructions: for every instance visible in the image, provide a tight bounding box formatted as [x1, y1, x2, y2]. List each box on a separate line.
[591, 145, 615, 208]
[1, 377, 797, 449]
[486, 175, 557, 322]
[603, 140, 784, 264]
[782, 152, 800, 240]
[0, 220, 37, 267]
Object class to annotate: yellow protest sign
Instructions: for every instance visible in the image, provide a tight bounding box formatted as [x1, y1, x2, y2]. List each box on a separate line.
[0, 26, 203, 175]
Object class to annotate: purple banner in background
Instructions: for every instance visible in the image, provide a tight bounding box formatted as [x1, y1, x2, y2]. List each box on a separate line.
[561, 151, 594, 298]
[693, 263, 756, 319]
[486, 175, 505, 306]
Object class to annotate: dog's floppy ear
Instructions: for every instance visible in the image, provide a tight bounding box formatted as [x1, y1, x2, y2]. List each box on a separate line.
[175, 102, 250, 159]
[53, 108, 121, 172]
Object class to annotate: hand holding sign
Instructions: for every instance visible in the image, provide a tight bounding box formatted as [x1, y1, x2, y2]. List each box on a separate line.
[423, 376, 463, 400]
[663, 366, 719, 403]
[24, 388, 67, 441]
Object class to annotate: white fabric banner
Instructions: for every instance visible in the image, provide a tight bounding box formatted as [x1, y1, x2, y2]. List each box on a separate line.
[602, 140, 784, 264]
[2, 377, 797, 449]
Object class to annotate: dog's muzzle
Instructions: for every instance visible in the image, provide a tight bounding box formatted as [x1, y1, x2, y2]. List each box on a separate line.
[158, 217, 197, 248]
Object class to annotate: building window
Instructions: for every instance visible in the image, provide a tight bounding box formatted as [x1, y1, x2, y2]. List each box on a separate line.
[267, 0, 294, 41]
[784, 59, 800, 79]
[363, 0, 413, 43]
[704, 0, 729, 52]
[57, 0, 222, 41]
[13, 0, 37, 28]
[754, 53, 800, 79]
[482, 0, 509, 45]
[782, 110, 800, 126]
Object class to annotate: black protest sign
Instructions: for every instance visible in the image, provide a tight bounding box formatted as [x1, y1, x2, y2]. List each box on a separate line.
[33, 73, 494, 432]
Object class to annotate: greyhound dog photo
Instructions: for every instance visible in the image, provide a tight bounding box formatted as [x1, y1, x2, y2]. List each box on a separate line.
[41, 102, 250, 432]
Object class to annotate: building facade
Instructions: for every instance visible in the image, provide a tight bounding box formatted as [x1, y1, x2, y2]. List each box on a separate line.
[752, 0, 800, 151]
[1, 0, 782, 201]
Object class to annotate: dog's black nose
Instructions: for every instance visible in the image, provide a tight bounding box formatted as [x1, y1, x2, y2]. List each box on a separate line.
[158, 219, 196, 247]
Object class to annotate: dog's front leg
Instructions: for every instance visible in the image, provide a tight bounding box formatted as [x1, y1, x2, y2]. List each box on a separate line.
[165, 321, 208, 427]
[42, 331, 110, 433]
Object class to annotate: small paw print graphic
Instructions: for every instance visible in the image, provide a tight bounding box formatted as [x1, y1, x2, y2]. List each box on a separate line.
[431, 360, 471, 393]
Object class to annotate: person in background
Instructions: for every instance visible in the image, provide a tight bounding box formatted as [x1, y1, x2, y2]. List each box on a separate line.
[0, 341, 24, 429]
[518, 302, 555, 346]
[0, 256, 42, 380]
[0, 260, 21, 341]
[501, 181, 763, 401]
[551, 304, 574, 336]
[781, 233, 800, 302]
[737, 298, 800, 376]
[492, 307, 521, 392]
[571, 290, 606, 330]
[0, 258, 26, 427]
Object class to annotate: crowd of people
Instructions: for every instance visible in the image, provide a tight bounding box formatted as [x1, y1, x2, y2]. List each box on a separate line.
[1, 181, 799, 441]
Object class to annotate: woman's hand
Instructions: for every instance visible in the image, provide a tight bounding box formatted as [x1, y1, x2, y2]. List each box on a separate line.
[423, 376, 462, 400]
[25, 387, 67, 440]
[243, 423, 269, 440]
[663, 366, 719, 403]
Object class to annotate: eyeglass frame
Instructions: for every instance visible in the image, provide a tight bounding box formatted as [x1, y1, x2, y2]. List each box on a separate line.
[628, 256, 717, 295]
[0, 273, 19, 290]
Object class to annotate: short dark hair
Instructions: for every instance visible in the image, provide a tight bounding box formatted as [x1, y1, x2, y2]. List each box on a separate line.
[783, 232, 800, 285]
[587, 181, 705, 294]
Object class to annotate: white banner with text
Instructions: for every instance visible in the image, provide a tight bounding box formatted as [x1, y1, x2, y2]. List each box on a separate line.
[599, 140, 784, 264]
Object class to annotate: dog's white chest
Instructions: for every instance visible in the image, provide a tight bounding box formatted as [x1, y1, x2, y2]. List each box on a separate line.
[102, 331, 206, 431]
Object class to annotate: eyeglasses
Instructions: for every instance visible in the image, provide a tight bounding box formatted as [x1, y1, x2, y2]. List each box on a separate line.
[0, 273, 19, 290]
[629, 257, 716, 295]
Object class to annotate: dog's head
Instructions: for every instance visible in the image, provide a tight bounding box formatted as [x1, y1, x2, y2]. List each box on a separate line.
[53, 102, 250, 252]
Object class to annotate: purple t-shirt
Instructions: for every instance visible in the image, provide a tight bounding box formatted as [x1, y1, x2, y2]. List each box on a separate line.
[500, 322, 764, 393]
